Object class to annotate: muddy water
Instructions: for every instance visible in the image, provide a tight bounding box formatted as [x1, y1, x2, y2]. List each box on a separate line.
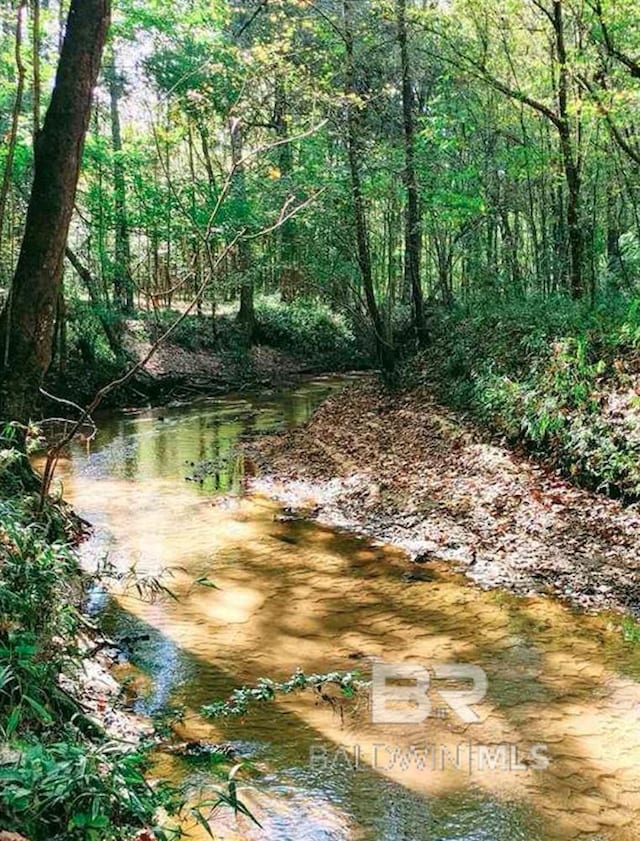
[56, 377, 640, 841]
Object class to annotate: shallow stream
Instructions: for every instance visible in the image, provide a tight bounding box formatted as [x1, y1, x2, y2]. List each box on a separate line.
[56, 377, 640, 841]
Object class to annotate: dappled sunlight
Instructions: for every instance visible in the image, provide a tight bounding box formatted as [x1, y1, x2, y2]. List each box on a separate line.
[54, 382, 640, 839]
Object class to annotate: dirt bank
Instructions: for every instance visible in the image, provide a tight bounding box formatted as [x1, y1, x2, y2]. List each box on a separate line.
[248, 379, 640, 615]
[121, 331, 317, 403]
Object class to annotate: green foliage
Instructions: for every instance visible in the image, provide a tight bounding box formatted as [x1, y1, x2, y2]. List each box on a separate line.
[0, 507, 77, 639]
[0, 739, 182, 841]
[0, 480, 264, 840]
[0, 495, 80, 751]
[408, 294, 640, 500]
[0, 446, 32, 499]
[621, 617, 640, 644]
[202, 668, 364, 719]
[0, 490, 172, 839]
[140, 296, 372, 371]
[142, 308, 218, 352]
[254, 296, 370, 368]
[45, 297, 124, 406]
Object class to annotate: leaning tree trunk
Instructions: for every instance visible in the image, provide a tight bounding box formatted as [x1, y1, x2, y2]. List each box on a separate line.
[0, 0, 111, 425]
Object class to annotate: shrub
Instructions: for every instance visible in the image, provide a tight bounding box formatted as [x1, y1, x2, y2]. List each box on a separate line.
[0, 739, 181, 841]
[141, 307, 220, 352]
[408, 293, 640, 499]
[0, 475, 259, 839]
[254, 295, 370, 368]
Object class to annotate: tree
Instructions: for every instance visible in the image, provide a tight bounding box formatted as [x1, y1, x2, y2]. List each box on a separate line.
[106, 48, 134, 311]
[231, 114, 256, 340]
[343, 0, 394, 371]
[397, 0, 427, 344]
[0, 0, 111, 425]
[0, 1, 27, 247]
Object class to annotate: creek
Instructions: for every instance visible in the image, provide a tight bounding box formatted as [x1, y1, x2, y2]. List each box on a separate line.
[57, 377, 640, 841]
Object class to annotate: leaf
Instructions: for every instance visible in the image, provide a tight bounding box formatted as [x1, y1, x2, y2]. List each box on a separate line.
[23, 695, 53, 724]
[5, 705, 22, 738]
[189, 808, 215, 837]
[193, 576, 219, 590]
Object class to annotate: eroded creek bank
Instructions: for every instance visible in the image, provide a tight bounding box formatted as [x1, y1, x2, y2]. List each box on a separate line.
[249, 379, 640, 616]
[55, 376, 640, 841]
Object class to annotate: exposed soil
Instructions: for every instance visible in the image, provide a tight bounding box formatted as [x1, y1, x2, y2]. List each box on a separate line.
[248, 379, 640, 615]
[127, 334, 303, 384]
[118, 327, 323, 405]
[61, 633, 153, 745]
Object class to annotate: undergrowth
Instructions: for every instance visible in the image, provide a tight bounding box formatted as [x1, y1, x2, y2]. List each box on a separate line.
[0, 453, 255, 839]
[407, 293, 640, 500]
[141, 295, 371, 369]
[253, 296, 370, 368]
[48, 294, 372, 408]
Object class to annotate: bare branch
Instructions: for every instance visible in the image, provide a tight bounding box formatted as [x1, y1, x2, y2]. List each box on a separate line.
[242, 188, 327, 240]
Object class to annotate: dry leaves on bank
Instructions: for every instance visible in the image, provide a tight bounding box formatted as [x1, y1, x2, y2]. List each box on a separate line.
[249, 380, 640, 614]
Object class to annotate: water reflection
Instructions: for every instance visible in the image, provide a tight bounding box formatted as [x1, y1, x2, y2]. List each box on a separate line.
[55, 377, 640, 841]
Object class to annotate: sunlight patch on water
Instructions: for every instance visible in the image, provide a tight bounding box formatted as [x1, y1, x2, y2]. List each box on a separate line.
[53, 378, 640, 841]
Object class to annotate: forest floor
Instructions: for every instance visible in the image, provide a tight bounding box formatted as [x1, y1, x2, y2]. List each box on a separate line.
[248, 378, 640, 615]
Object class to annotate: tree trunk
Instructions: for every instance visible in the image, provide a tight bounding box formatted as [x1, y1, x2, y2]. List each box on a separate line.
[230, 117, 256, 341]
[397, 0, 426, 345]
[606, 178, 627, 286]
[274, 75, 298, 298]
[0, 0, 111, 424]
[197, 120, 217, 195]
[187, 123, 203, 315]
[343, 0, 393, 372]
[0, 1, 27, 247]
[553, 0, 583, 297]
[65, 246, 122, 356]
[31, 0, 41, 135]
[107, 50, 134, 311]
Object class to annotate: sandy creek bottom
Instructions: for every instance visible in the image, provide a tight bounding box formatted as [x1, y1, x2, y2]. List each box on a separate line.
[54, 377, 640, 841]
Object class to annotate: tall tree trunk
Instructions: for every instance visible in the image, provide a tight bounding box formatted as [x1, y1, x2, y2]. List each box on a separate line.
[107, 50, 133, 311]
[230, 117, 255, 341]
[58, 0, 66, 53]
[498, 194, 522, 291]
[197, 120, 217, 196]
[397, 0, 426, 345]
[274, 75, 298, 298]
[0, 0, 110, 424]
[187, 123, 203, 316]
[0, 1, 27, 247]
[343, 0, 393, 372]
[553, 0, 583, 297]
[31, 0, 41, 134]
[606, 177, 627, 287]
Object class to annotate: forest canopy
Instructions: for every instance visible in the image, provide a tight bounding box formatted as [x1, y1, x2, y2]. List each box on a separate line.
[1, 0, 640, 423]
